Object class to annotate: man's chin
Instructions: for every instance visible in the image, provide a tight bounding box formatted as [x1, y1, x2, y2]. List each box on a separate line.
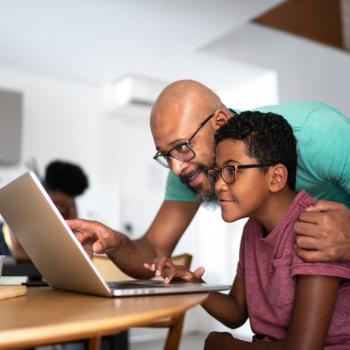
[180, 172, 218, 207]
[196, 189, 219, 209]
[182, 180, 218, 207]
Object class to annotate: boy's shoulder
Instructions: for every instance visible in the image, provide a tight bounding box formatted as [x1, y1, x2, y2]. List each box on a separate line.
[243, 191, 317, 235]
[295, 190, 318, 209]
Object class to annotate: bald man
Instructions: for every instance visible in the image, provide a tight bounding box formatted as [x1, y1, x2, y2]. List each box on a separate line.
[68, 80, 350, 279]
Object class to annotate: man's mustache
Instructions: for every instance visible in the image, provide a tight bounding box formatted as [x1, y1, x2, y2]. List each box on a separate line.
[179, 165, 210, 185]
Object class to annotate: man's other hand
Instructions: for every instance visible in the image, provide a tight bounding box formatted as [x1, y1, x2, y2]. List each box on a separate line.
[294, 200, 350, 262]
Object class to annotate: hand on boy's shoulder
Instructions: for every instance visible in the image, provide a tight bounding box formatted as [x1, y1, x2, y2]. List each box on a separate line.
[294, 200, 350, 262]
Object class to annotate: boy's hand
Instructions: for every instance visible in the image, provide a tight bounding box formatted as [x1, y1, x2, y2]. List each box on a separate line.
[144, 256, 205, 284]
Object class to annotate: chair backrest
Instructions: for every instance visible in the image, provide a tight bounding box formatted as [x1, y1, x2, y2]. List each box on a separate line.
[92, 254, 134, 281]
[168, 253, 192, 270]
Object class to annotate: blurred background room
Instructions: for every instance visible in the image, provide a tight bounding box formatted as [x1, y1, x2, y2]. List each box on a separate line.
[0, 0, 350, 348]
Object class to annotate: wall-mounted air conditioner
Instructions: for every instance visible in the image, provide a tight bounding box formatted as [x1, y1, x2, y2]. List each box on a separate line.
[102, 74, 168, 114]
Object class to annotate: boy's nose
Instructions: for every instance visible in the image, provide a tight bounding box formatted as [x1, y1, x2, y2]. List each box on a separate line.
[215, 176, 226, 192]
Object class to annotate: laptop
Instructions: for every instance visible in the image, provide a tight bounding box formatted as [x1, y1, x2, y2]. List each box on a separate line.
[0, 172, 230, 297]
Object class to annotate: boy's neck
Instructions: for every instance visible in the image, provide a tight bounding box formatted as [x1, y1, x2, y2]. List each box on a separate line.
[252, 188, 297, 236]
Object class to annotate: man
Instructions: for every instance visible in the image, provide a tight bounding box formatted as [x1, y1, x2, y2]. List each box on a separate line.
[68, 80, 350, 279]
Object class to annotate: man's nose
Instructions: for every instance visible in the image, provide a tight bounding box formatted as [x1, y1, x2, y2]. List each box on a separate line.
[169, 158, 189, 175]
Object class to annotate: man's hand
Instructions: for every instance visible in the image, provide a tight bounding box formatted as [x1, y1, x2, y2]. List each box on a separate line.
[294, 200, 350, 262]
[144, 256, 205, 284]
[204, 332, 235, 350]
[66, 219, 124, 258]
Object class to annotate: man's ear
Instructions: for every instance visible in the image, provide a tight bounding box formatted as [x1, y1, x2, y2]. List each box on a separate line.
[213, 109, 231, 130]
[268, 164, 288, 193]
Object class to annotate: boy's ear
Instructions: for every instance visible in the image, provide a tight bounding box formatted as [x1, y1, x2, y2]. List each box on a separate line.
[268, 164, 288, 192]
[213, 109, 231, 130]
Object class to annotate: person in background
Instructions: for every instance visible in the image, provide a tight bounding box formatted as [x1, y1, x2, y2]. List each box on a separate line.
[67, 80, 350, 280]
[7, 160, 89, 261]
[154, 111, 350, 350]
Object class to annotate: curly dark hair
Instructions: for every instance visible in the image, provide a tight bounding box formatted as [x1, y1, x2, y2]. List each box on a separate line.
[215, 111, 297, 190]
[44, 160, 89, 197]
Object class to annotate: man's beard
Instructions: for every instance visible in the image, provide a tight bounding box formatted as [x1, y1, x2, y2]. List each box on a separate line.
[179, 165, 218, 208]
[196, 186, 218, 209]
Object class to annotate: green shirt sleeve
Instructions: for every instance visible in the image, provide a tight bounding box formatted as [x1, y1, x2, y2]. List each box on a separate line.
[296, 108, 350, 207]
[165, 171, 197, 202]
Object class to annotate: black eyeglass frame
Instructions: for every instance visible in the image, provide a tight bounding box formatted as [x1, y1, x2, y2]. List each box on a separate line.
[153, 113, 215, 167]
[208, 163, 272, 185]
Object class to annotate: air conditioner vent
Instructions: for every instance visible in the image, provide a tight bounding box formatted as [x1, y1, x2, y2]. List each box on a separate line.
[102, 74, 168, 112]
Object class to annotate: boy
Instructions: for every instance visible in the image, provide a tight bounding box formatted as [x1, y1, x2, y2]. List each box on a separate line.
[148, 111, 350, 349]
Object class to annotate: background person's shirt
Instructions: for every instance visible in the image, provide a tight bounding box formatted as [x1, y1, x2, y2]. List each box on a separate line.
[165, 100, 350, 207]
[0, 223, 11, 255]
[237, 191, 350, 348]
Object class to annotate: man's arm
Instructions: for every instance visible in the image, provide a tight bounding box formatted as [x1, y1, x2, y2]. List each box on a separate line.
[67, 200, 200, 278]
[294, 200, 350, 261]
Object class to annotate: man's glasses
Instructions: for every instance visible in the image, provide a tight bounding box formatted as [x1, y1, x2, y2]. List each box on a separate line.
[208, 163, 271, 185]
[153, 113, 215, 168]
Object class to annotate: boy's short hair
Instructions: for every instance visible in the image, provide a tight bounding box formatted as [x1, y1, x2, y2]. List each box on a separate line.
[215, 111, 297, 190]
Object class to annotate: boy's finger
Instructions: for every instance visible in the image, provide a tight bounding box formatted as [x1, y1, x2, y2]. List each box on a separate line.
[154, 257, 169, 276]
[193, 267, 205, 279]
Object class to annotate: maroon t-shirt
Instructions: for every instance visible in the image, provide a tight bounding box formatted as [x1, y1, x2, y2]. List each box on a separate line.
[237, 190, 350, 349]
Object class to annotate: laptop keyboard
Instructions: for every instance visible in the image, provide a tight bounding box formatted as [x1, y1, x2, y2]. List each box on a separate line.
[107, 280, 170, 289]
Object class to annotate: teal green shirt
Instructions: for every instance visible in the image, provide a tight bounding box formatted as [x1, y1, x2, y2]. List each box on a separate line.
[165, 101, 350, 207]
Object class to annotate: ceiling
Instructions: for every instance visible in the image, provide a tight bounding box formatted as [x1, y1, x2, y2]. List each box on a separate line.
[255, 0, 350, 52]
[0, 0, 283, 88]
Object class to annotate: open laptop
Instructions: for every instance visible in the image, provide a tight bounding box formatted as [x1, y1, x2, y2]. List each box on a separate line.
[0, 172, 230, 297]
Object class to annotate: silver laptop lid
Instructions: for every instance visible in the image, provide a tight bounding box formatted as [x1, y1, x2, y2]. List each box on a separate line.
[0, 172, 112, 296]
[0, 172, 231, 297]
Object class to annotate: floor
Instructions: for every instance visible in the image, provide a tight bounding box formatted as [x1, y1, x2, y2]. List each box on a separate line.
[130, 331, 208, 350]
[37, 331, 207, 350]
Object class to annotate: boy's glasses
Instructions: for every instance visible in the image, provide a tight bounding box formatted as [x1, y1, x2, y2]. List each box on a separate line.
[153, 113, 215, 168]
[208, 163, 271, 185]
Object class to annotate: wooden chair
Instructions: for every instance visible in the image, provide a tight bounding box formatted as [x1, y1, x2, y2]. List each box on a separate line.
[90, 253, 192, 350]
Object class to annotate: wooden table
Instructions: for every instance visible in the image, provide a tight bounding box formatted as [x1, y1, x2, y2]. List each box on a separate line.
[0, 287, 208, 349]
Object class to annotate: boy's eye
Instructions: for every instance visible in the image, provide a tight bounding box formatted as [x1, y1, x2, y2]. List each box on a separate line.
[227, 167, 236, 176]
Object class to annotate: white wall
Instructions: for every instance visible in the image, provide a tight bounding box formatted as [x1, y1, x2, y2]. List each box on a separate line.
[204, 22, 350, 115]
[0, 67, 120, 228]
